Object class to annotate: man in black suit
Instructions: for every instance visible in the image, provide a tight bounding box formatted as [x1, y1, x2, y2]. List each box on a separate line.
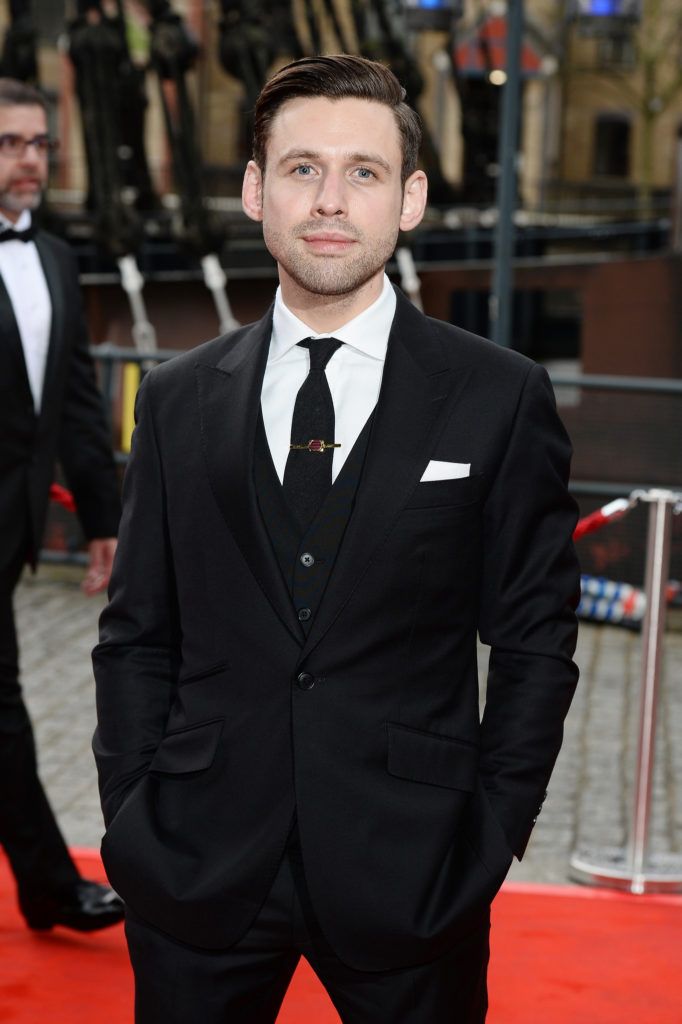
[0, 78, 124, 932]
[94, 55, 579, 1022]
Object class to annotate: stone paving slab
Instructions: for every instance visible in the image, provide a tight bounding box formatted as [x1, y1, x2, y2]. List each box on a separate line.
[13, 565, 682, 886]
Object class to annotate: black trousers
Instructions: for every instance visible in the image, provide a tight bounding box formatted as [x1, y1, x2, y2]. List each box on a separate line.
[0, 542, 79, 903]
[125, 837, 490, 1024]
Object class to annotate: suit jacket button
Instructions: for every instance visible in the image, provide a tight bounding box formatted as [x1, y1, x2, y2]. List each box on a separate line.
[296, 672, 315, 690]
[298, 607, 312, 622]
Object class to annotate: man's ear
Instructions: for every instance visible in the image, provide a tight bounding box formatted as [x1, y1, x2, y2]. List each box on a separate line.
[242, 160, 264, 223]
[399, 170, 428, 233]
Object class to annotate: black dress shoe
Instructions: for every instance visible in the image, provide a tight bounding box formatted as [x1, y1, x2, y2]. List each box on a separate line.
[21, 879, 125, 933]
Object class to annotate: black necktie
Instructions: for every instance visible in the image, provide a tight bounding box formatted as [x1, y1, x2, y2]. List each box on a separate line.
[0, 226, 34, 243]
[283, 337, 343, 532]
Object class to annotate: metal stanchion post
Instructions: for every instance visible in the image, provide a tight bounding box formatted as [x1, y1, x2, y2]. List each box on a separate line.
[570, 488, 682, 893]
[629, 492, 676, 892]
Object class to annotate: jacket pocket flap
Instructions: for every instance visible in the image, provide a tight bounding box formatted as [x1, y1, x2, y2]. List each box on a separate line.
[150, 719, 223, 775]
[387, 723, 478, 791]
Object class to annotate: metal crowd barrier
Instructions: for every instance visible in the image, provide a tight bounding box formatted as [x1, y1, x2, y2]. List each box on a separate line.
[569, 488, 682, 893]
[92, 346, 682, 485]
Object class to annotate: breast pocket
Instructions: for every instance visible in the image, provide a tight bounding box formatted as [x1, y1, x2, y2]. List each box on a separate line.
[404, 474, 482, 510]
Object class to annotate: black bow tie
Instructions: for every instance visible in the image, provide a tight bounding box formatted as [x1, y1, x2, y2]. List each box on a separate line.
[0, 226, 34, 243]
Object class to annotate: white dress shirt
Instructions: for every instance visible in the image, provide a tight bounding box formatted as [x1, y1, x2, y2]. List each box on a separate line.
[0, 210, 52, 413]
[261, 274, 396, 483]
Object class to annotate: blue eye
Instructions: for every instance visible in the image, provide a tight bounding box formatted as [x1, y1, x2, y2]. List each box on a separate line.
[295, 165, 313, 175]
[356, 167, 375, 179]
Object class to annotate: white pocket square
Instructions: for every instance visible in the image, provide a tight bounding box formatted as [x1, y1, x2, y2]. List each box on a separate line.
[420, 460, 471, 482]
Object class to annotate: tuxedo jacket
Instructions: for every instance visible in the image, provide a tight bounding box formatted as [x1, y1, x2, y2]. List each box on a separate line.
[0, 230, 120, 571]
[93, 288, 579, 971]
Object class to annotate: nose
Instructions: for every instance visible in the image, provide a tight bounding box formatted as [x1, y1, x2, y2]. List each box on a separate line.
[312, 171, 347, 218]
[19, 144, 42, 169]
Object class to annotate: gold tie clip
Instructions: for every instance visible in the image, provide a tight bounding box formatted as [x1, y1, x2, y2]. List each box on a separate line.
[289, 439, 342, 453]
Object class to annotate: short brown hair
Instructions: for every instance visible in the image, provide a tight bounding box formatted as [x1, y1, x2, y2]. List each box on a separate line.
[0, 77, 48, 112]
[252, 54, 422, 185]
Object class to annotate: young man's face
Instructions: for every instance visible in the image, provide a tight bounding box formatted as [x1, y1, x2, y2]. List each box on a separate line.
[0, 104, 48, 222]
[242, 96, 426, 301]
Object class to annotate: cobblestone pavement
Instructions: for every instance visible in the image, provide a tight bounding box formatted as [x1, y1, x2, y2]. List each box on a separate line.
[13, 564, 682, 886]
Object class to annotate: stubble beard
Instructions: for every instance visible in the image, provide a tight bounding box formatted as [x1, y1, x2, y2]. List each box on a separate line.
[0, 179, 43, 215]
[264, 222, 399, 297]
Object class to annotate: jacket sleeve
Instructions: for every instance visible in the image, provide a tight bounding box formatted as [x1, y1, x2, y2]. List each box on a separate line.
[477, 362, 580, 859]
[92, 372, 179, 826]
[57, 246, 120, 540]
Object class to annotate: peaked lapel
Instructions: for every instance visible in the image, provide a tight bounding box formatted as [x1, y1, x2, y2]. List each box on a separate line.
[34, 232, 66, 425]
[300, 290, 471, 659]
[195, 308, 305, 645]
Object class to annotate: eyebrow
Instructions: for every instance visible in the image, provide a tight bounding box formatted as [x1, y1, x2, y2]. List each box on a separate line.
[277, 149, 393, 174]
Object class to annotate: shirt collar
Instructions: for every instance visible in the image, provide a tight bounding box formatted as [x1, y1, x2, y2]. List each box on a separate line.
[270, 274, 396, 363]
[0, 209, 32, 232]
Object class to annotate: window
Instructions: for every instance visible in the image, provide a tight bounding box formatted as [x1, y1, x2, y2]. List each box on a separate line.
[597, 32, 636, 69]
[594, 114, 631, 177]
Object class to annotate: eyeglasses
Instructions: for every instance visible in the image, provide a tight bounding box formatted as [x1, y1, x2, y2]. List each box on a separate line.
[0, 133, 59, 158]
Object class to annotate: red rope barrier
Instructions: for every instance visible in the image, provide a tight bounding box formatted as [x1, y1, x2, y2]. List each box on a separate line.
[573, 497, 631, 540]
[51, 486, 634, 535]
[48, 483, 76, 513]
[48, 481, 677, 623]
[574, 491, 682, 624]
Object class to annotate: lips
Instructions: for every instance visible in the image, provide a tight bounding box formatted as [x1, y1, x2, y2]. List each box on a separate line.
[301, 233, 357, 253]
[303, 232, 354, 242]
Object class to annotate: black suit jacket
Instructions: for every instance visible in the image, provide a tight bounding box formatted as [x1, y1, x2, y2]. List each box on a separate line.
[0, 230, 120, 569]
[93, 289, 579, 970]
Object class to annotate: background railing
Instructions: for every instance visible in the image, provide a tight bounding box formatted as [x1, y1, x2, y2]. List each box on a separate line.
[43, 346, 682, 594]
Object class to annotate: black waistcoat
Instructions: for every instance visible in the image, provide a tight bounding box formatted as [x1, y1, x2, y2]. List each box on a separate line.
[254, 411, 373, 637]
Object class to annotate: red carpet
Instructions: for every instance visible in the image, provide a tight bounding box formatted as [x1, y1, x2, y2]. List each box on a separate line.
[1, 850, 680, 1023]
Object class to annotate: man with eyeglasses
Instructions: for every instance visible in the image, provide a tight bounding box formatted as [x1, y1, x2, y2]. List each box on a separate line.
[0, 78, 124, 933]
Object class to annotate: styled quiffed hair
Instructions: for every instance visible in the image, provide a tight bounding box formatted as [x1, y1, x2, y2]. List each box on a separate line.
[252, 54, 422, 185]
[0, 77, 48, 111]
